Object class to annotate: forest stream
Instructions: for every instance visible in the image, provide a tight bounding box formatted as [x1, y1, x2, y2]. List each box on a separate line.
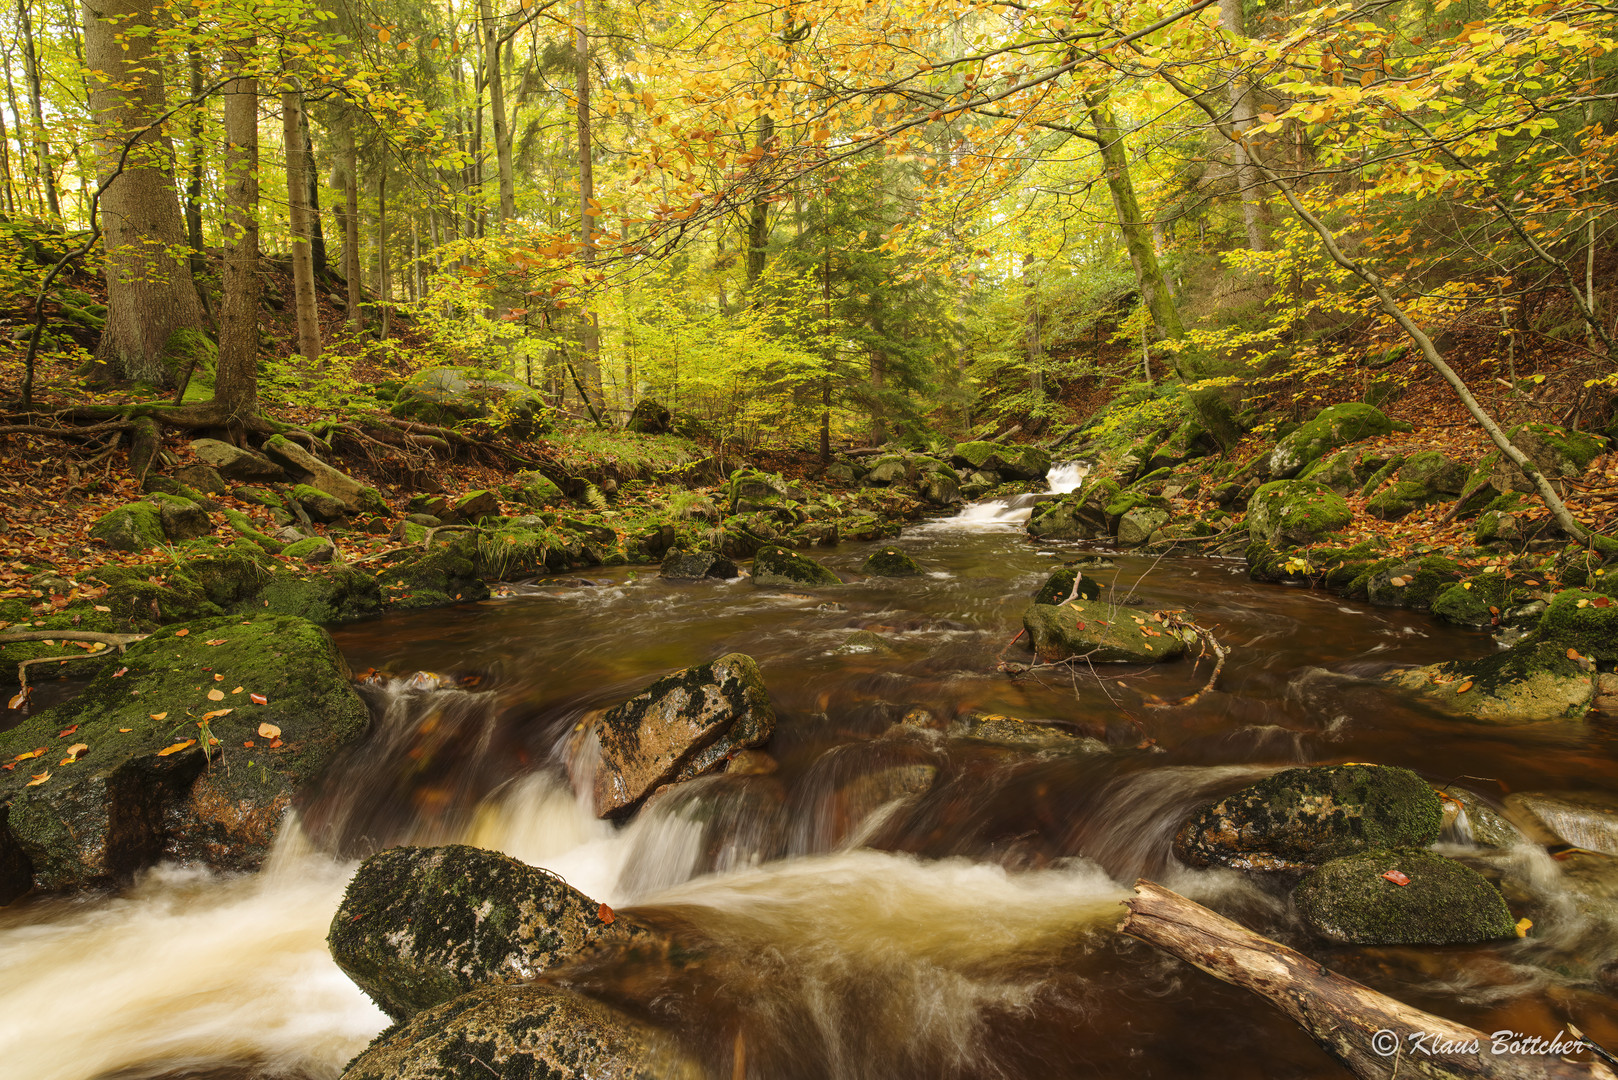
[4, 465, 1618, 1080]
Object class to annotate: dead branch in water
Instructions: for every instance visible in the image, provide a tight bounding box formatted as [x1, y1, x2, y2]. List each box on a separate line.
[1120, 880, 1616, 1080]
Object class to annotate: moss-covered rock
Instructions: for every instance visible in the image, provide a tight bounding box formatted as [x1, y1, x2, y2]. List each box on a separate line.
[625, 397, 673, 434]
[949, 441, 1051, 480]
[1266, 403, 1396, 479]
[509, 470, 564, 507]
[1364, 556, 1462, 610]
[751, 544, 840, 587]
[221, 508, 284, 554]
[91, 563, 222, 626]
[1530, 588, 1618, 661]
[1245, 480, 1351, 548]
[1397, 450, 1468, 495]
[1430, 574, 1519, 628]
[834, 630, 896, 655]
[292, 484, 347, 523]
[1294, 848, 1514, 945]
[89, 502, 167, 551]
[389, 366, 552, 437]
[1026, 478, 1118, 540]
[659, 550, 740, 581]
[592, 653, 776, 817]
[1173, 764, 1442, 872]
[281, 536, 337, 564]
[862, 546, 924, 576]
[262, 436, 389, 517]
[329, 845, 657, 1021]
[380, 544, 492, 609]
[949, 713, 1108, 754]
[146, 493, 213, 541]
[1491, 422, 1606, 493]
[1117, 505, 1171, 547]
[1022, 599, 1190, 664]
[189, 438, 285, 482]
[250, 565, 383, 623]
[728, 468, 794, 513]
[1299, 448, 1389, 495]
[1385, 641, 1594, 723]
[1032, 568, 1102, 605]
[1366, 480, 1438, 522]
[338, 983, 700, 1080]
[0, 615, 368, 899]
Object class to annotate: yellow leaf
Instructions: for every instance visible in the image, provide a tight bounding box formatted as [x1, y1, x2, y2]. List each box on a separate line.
[231, 686, 243, 694]
[377, 27, 391, 42]
[1515, 917, 1533, 937]
[257, 722, 282, 739]
[157, 739, 196, 757]
[1456, 681, 1473, 694]
[149, 711, 168, 720]
[118, 728, 132, 733]
[207, 689, 225, 701]
[200, 708, 233, 722]
[59, 742, 88, 764]
[25, 771, 49, 787]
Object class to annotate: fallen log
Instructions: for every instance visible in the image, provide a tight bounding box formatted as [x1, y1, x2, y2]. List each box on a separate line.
[1119, 880, 1615, 1080]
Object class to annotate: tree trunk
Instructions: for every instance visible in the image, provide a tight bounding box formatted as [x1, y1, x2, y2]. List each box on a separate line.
[214, 37, 259, 424]
[1023, 250, 1043, 403]
[746, 114, 773, 299]
[1121, 881, 1614, 1080]
[2, 59, 36, 214]
[83, 0, 207, 386]
[575, 0, 602, 413]
[480, 0, 515, 223]
[343, 115, 362, 332]
[1220, 0, 1266, 252]
[18, 0, 61, 222]
[378, 164, 390, 340]
[282, 88, 321, 363]
[184, 42, 205, 276]
[300, 103, 326, 274]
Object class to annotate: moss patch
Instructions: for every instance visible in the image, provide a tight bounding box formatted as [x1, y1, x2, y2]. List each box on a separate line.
[1295, 848, 1514, 945]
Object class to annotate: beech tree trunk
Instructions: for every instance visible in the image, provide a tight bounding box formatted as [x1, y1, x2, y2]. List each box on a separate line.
[282, 87, 321, 363]
[343, 115, 362, 332]
[301, 104, 326, 274]
[184, 42, 204, 276]
[1024, 250, 1044, 402]
[215, 38, 258, 423]
[575, 0, 603, 412]
[83, 0, 207, 386]
[18, 0, 60, 221]
[1121, 881, 1614, 1080]
[481, 0, 515, 223]
[746, 114, 773, 299]
[1220, 0, 1266, 252]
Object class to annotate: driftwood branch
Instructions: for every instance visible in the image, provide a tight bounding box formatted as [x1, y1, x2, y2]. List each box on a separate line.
[0, 631, 148, 692]
[1120, 880, 1615, 1080]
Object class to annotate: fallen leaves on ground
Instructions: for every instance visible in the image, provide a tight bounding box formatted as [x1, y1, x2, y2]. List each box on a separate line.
[157, 739, 195, 757]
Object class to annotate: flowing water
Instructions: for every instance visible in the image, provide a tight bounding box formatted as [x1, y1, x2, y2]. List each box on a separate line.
[5, 462, 1618, 1079]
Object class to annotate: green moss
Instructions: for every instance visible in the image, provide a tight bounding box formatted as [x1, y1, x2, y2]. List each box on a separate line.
[1246, 480, 1351, 547]
[861, 546, 924, 577]
[89, 502, 166, 552]
[380, 546, 491, 609]
[1103, 490, 1168, 521]
[752, 544, 840, 587]
[1033, 568, 1103, 604]
[1530, 589, 1618, 660]
[161, 326, 217, 386]
[1268, 403, 1396, 478]
[1365, 480, 1435, 521]
[1358, 455, 1406, 499]
[222, 508, 284, 554]
[1295, 848, 1514, 945]
[1367, 556, 1462, 610]
[1431, 573, 1518, 628]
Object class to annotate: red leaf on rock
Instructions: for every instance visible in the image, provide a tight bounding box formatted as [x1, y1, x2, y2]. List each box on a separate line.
[56, 725, 78, 738]
[598, 903, 615, 924]
[1381, 869, 1411, 886]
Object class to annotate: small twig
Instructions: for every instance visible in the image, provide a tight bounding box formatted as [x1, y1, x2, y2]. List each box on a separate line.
[1143, 621, 1227, 709]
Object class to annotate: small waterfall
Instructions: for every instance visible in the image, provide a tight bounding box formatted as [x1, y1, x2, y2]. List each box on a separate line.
[924, 460, 1089, 532]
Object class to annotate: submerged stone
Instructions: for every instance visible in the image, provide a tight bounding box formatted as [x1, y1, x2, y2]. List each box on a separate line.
[329, 845, 654, 1022]
[1022, 599, 1189, 664]
[659, 550, 740, 581]
[1173, 764, 1443, 872]
[1294, 848, 1515, 945]
[752, 544, 840, 587]
[1506, 791, 1618, 855]
[861, 547, 924, 577]
[592, 653, 776, 818]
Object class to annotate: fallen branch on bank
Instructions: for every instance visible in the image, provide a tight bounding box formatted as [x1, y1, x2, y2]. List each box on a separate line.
[1120, 880, 1616, 1080]
[0, 630, 149, 693]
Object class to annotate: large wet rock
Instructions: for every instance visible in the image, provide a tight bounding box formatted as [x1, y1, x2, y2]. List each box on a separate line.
[263, 435, 388, 516]
[389, 365, 551, 437]
[1266, 403, 1397, 479]
[1022, 599, 1189, 664]
[0, 615, 369, 901]
[329, 845, 653, 1021]
[751, 544, 840, 587]
[950, 713, 1108, 754]
[1245, 480, 1351, 548]
[339, 982, 700, 1080]
[861, 546, 924, 577]
[1294, 848, 1515, 945]
[949, 441, 1051, 481]
[659, 550, 739, 581]
[89, 501, 170, 551]
[626, 397, 673, 434]
[1173, 764, 1443, 872]
[1385, 641, 1594, 723]
[1032, 567, 1103, 605]
[189, 438, 286, 481]
[593, 653, 776, 818]
[1026, 478, 1118, 540]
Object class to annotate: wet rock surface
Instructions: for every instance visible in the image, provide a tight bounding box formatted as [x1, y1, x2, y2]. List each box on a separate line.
[1022, 599, 1189, 664]
[751, 544, 840, 587]
[1294, 848, 1515, 945]
[0, 615, 369, 900]
[329, 845, 654, 1021]
[340, 982, 700, 1080]
[592, 653, 776, 818]
[1173, 764, 1443, 872]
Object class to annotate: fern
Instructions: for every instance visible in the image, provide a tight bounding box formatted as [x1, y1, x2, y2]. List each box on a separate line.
[581, 483, 608, 511]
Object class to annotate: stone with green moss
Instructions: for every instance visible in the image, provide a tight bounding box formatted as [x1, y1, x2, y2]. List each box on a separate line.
[862, 547, 924, 576]
[329, 845, 660, 1022]
[231, 485, 285, 509]
[1033, 568, 1102, 605]
[1245, 480, 1351, 548]
[510, 470, 564, 507]
[1431, 574, 1519, 628]
[591, 653, 775, 817]
[660, 550, 739, 581]
[1301, 448, 1390, 495]
[1294, 848, 1514, 945]
[1173, 764, 1442, 872]
[1493, 422, 1606, 492]
[90, 564, 222, 627]
[0, 615, 368, 900]
[729, 468, 793, 511]
[1398, 450, 1468, 495]
[89, 502, 166, 552]
[1366, 480, 1438, 522]
[162, 326, 218, 388]
[1266, 403, 1396, 479]
[282, 536, 338, 564]
[293, 484, 347, 523]
[752, 544, 840, 587]
[1026, 478, 1118, 540]
[222, 508, 284, 554]
[1530, 588, 1618, 660]
[1364, 556, 1462, 610]
[949, 441, 1050, 481]
[470, 523, 557, 579]
[0, 602, 126, 683]
[1386, 640, 1593, 723]
[249, 565, 383, 623]
[338, 982, 701, 1080]
[148, 493, 213, 540]
[1022, 599, 1190, 664]
[950, 712, 1108, 754]
[1117, 506, 1171, 547]
[389, 366, 552, 437]
[1358, 455, 1407, 500]
[380, 540, 491, 609]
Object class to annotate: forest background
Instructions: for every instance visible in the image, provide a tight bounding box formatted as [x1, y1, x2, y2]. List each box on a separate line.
[0, 0, 1613, 535]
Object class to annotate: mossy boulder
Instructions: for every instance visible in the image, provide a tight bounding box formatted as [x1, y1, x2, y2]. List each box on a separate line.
[1245, 481, 1351, 548]
[1026, 478, 1119, 540]
[1530, 587, 1618, 660]
[281, 536, 337, 564]
[1294, 848, 1515, 945]
[1366, 480, 1438, 522]
[949, 713, 1108, 754]
[1117, 505, 1171, 547]
[625, 397, 673, 434]
[862, 546, 924, 576]
[861, 454, 913, 487]
[0, 615, 369, 900]
[389, 366, 552, 437]
[1491, 422, 1606, 493]
[509, 470, 565, 507]
[1173, 764, 1442, 872]
[250, 565, 383, 624]
[189, 438, 285, 482]
[1364, 556, 1463, 610]
[262, 435, 389, 517]
[1430, 574, 1518, 628]
[751, 544, 840, 587]
[1266, 403, 1397, 479]
[1299, 448, 1389, 495]
[1022, 599, 1190, 664]
[591, 653, 776, 817]
[1385, 641, 1593, 724]
[293, 484, 348, 523]
[89, 501, 167, 552]
[1397, 450, 1468, 495]
[222, 508, 284, 554]
[728, 468, 793, 514]
[949, 441, 1051, 481]
[380, 543, 491, 609]
[338, 982, 701, 1080]
[660, 550, 739, 581]
[835, 630, 896, 655]
[1032, 568, 1103, 605]
[329, 845, 657, 1022]
[147, 493, 213, 541]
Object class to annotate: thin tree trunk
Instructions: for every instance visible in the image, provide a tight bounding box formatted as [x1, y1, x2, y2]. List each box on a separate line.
[300, 103, 325, 274]
[575, 0, 602, 416]
[2, 59, 37, 214]
[282, 87, 321, 363]
[184, 41, 205, 275]
[1024, 250, 1043, 403]
[378, 164, 390, 339]
[18, 0, 61, 222]
[215, 36, 259, 424]
[746, 114, 773, 299]
[480, 0, 514, 223]
[0, 80, 16, 214]
[1220, 0, 1266, 251]
[83, 0, 207, 386]
[344, 115, 362, 332]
